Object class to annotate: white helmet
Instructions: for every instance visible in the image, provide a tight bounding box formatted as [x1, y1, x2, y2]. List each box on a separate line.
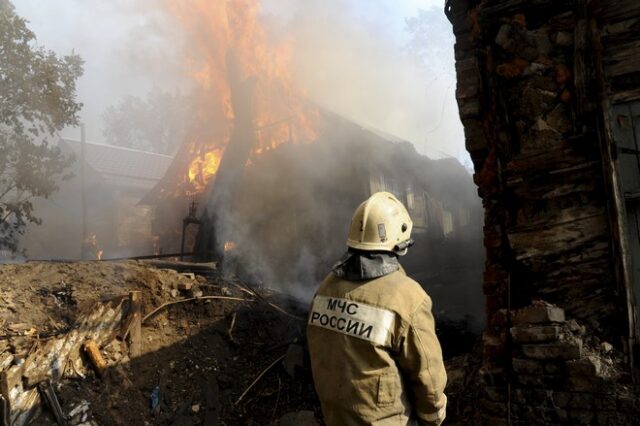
[346, 192, 414, 254]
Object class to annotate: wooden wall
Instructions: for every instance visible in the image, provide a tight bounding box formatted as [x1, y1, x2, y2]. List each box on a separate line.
[447, 0, 640, 423]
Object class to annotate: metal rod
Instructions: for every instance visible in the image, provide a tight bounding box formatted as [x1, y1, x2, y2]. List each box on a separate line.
[98, 252, 196, 261]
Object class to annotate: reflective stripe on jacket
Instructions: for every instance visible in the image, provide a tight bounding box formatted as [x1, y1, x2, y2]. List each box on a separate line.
[307, 269, 447, 426]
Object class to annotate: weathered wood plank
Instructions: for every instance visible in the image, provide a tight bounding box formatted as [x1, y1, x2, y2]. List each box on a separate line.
[21, 298, 125, 386]
[611, 87, 640, 103]
[603, 40, 640, 61]
[605, 58, 640, 78]
[5, 296, 127, 426]
[507, 214, 609, 261]
[599, 0, 640, 22]
[128, 291, 142, 358]
[601, 17, 640, 37]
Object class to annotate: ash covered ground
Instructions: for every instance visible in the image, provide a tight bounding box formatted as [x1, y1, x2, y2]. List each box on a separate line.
[0, 260, 480, 425]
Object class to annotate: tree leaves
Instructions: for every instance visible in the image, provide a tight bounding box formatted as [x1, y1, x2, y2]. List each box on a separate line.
[0, 2, 83, 253]
[102, 88, 192, 155]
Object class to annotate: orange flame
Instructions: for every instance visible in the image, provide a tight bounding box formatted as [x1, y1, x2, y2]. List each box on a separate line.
[168, 0, 322, 192]
[188, 148, 223, 191]
[84, 233, 104, 260]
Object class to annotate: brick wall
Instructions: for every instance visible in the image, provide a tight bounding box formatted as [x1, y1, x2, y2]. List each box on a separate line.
[447, 0, 640, 423]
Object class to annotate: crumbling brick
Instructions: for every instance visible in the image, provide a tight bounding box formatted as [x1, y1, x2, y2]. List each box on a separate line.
[512, 358, 544, 375]
[483, 331, 507, 359]
[513, 304, 565, 325]
[449, 0, 640, 422]
[521, 339, 582, 360]
[566, 357, 602, 391]
[510, 325, 561, 343]
[496, 58, 529, 78]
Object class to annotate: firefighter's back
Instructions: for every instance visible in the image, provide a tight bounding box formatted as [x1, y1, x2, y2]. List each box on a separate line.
[307, 269, 430, 425]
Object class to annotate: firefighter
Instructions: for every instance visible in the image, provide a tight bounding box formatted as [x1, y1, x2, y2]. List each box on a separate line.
[307, 191, 447, 425]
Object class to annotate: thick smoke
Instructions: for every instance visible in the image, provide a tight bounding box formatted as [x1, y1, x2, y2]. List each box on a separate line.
[14, 0, 463, 160]
[281, 0, 463, 160]
[12, 1, 484, 325]
[12, 0, 190, 142]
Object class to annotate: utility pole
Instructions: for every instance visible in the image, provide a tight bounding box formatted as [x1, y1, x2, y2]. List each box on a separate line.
[80, 124, 88, 259]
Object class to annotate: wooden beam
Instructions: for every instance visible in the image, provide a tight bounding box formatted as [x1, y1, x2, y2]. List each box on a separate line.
[128, 291, 142, 358]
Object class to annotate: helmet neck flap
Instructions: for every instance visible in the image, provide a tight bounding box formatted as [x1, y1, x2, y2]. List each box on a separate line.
[332, 249, 400, 281]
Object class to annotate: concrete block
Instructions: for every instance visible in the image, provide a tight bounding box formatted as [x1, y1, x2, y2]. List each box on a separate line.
[513, 304, 565, 325]
[511, 325, 561, 343]
[512, 358, 544, 375]
[522, 339, 582, 360]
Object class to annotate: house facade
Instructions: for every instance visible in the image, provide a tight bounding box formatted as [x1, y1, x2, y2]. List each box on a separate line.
[21, 139, 172, 260]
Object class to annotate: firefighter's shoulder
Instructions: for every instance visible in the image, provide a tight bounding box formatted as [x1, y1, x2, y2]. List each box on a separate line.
[371, 270, 429, 315]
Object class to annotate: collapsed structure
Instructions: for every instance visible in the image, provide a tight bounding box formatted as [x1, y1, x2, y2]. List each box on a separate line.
[447, 0, 640, 423]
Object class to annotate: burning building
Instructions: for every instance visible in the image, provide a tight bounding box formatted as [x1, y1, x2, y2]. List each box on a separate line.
[447, 0, 640, 423]
[138, 0, 484, 324]
[145, 107, 484, 321]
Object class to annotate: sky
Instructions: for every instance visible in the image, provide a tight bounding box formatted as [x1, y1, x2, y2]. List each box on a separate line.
[13, 0, 466, 162]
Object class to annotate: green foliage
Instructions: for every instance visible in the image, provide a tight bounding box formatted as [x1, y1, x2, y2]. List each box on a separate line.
[102, 88, 192, 155]
[0, 1, 84, 253]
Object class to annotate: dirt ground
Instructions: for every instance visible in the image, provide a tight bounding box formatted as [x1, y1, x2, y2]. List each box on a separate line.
[0, 260, 475, 425]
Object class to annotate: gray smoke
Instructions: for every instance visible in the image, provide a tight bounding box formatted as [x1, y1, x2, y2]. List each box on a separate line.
[12, 1, 484, 325]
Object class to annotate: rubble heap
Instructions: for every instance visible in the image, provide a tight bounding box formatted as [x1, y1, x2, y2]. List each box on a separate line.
[0, 261, 320, 425]
[483, 302, 637, 425]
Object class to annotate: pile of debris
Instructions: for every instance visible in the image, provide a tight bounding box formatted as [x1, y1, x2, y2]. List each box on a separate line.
[444, 301, 639, 425]
[0, 261, 320, 425]
[0, 260, 479, 425]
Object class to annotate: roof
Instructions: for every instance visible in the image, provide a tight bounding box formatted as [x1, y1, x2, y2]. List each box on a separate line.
[59, 138, 174, 191]
[319, 108, 457, 160]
